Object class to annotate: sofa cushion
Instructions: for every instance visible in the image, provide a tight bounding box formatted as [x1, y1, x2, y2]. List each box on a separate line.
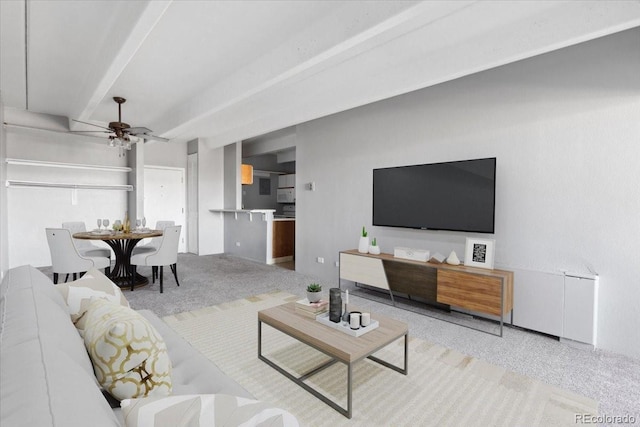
[83, 298, 172, 401]
[120, 394, 299, 427]
[0, 265, 120, 427]
[56, 267, 129, 334]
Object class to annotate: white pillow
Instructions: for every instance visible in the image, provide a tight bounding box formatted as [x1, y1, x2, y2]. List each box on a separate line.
[56, 267, 129, 334]
[83, 298, 172, 401]
[121, 394, 299, 427]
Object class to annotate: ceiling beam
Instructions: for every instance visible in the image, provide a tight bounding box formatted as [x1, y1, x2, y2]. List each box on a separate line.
[152, 1, 473, 142]
[69, 0, 172, 130]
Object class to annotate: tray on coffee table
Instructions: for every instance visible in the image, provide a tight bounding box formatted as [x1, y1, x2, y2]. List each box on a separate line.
[315, 312, 379, 337]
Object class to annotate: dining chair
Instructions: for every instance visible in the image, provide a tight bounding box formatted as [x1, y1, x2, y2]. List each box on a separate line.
[62, 221, 112, 258]
[129, 225, 181, 293]
[131, 220, 175, 256]
[45, 228, 111, 284]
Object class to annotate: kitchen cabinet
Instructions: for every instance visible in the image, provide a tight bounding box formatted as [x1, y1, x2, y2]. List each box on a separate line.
[278, 174, 295, 188]
[272, 219, 295, 261]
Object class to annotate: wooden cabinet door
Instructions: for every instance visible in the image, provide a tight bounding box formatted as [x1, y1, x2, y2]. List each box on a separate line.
[272, 221, 295, 258]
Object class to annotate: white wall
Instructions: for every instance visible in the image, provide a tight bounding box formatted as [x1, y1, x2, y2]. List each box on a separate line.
[295, 28, 640, 358]
[3, 110, 128, 268]
[144, 140, 187, 169]
[197, 139, 224, 255]
[0, 95, 8, 278]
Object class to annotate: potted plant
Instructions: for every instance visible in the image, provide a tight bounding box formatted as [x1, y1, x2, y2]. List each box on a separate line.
[358, 226, 369, 253]
[369, 237, 381, 255]
[306, 283, 322, 303]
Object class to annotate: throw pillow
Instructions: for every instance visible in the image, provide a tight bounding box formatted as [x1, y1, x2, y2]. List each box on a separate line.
[121, 394, 299, 427]
[56, 267, 129, 335]
[83, 298, 172, 401]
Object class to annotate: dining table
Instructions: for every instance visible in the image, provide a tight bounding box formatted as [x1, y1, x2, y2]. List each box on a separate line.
[73, 229, 163, 288]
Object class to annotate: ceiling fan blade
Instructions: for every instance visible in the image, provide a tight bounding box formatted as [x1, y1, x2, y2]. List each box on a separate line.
[126, 127, 153, 134]
[128, 127, 169, 142]
[72, 119, 112, 131]
[69, 130, 111, 133]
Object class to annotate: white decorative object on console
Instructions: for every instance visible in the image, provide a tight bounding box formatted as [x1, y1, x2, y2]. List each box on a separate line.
[430, 252, 445, 263]
[445, 250, 460, 265]
[394, 247, 429, 262]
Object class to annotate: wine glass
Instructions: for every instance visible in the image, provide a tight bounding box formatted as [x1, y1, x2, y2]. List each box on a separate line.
[142, 217, 146, 229]
[97, 219, 102, 231]
[136, 219, 141, 230]
[103, 219, 110, 231]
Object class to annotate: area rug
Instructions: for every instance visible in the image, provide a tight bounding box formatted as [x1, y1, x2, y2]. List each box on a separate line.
[162, 291, 598, 426]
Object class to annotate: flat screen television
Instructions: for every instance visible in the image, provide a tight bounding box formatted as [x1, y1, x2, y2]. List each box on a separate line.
[372, 157, 496, 233]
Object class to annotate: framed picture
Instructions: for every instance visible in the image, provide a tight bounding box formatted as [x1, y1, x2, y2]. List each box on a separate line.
[464, 238, 495, 269]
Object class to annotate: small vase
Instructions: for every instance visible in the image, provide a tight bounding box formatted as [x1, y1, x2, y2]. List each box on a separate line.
[307, 291, 321, 303]
[358, 236, 370, 253]
[329, 288, 342, 323]
[369, 245, 380, 255]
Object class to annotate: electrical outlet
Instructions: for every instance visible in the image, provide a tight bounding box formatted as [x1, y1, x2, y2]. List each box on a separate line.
[335, 261, 340, 267]
[316, 257, 324, 264]
[236, 242, 241, 247]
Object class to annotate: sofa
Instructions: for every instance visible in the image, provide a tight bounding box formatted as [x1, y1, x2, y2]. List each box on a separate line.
[0, 265, 296, 426]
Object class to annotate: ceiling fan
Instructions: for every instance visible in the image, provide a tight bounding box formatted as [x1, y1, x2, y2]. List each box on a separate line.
[72, 97, 168, 153]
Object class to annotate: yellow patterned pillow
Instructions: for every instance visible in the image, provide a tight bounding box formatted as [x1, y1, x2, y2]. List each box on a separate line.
[83, 298, 172, 401]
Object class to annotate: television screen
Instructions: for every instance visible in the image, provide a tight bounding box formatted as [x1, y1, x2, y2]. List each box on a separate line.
[372, 157, 496, 233]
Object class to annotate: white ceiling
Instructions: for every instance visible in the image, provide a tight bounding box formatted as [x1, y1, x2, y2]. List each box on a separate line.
[2, 0, 639, 148]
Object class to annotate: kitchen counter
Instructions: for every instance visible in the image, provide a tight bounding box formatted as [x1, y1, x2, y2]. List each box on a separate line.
[210, 208, 293, 265]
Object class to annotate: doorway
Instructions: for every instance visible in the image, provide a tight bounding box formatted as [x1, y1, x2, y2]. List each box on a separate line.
[143, 166, 186, 252]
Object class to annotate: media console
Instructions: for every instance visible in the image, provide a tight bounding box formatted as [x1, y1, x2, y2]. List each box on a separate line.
[339, 249, 514, 336]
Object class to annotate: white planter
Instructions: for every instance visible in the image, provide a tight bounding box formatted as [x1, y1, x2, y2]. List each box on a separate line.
[307, 291, 321, 303]
[358, 236, 370, 253]
[369, 245, 380, 255]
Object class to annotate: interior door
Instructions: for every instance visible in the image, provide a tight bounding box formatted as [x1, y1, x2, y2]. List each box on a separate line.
[144, 166, 186, 252]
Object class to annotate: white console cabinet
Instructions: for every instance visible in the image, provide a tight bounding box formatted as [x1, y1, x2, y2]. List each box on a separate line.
[562, 275, 598, 347]
[513, 268, 598, 347]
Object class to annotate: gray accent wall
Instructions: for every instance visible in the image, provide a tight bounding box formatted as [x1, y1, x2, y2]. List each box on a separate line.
[295, 28, 640, 358]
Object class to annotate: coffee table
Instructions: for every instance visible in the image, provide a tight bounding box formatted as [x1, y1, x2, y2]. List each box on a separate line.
[258, 302, 408, 418]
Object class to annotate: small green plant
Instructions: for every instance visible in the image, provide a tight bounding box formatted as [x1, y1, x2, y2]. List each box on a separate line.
[361, 226, 368, 238]
[371, 237, 377, 246]
[307, 283, 322, 292]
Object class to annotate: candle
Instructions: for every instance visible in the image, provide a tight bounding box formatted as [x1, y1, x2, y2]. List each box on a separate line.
[350, 312, 360, 329]
[361, 312, 371, 327]
[345, 289, 349, 304]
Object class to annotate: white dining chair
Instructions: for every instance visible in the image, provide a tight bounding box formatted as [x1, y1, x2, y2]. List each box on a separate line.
[62, 221, 111, 258]
[130, 225, 181, 293]
[131, 220, 175, 255]
[46, 228, 111, 284]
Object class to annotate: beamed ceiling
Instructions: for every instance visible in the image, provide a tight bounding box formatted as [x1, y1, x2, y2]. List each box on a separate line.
[1, 0, 639, 147]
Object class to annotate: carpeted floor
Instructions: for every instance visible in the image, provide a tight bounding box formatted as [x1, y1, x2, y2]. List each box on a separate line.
[162, 291, 598, 426]
[39, 253, 640, 424]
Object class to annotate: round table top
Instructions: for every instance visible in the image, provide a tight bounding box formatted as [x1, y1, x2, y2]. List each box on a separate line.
[73, 229, 163, 240]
